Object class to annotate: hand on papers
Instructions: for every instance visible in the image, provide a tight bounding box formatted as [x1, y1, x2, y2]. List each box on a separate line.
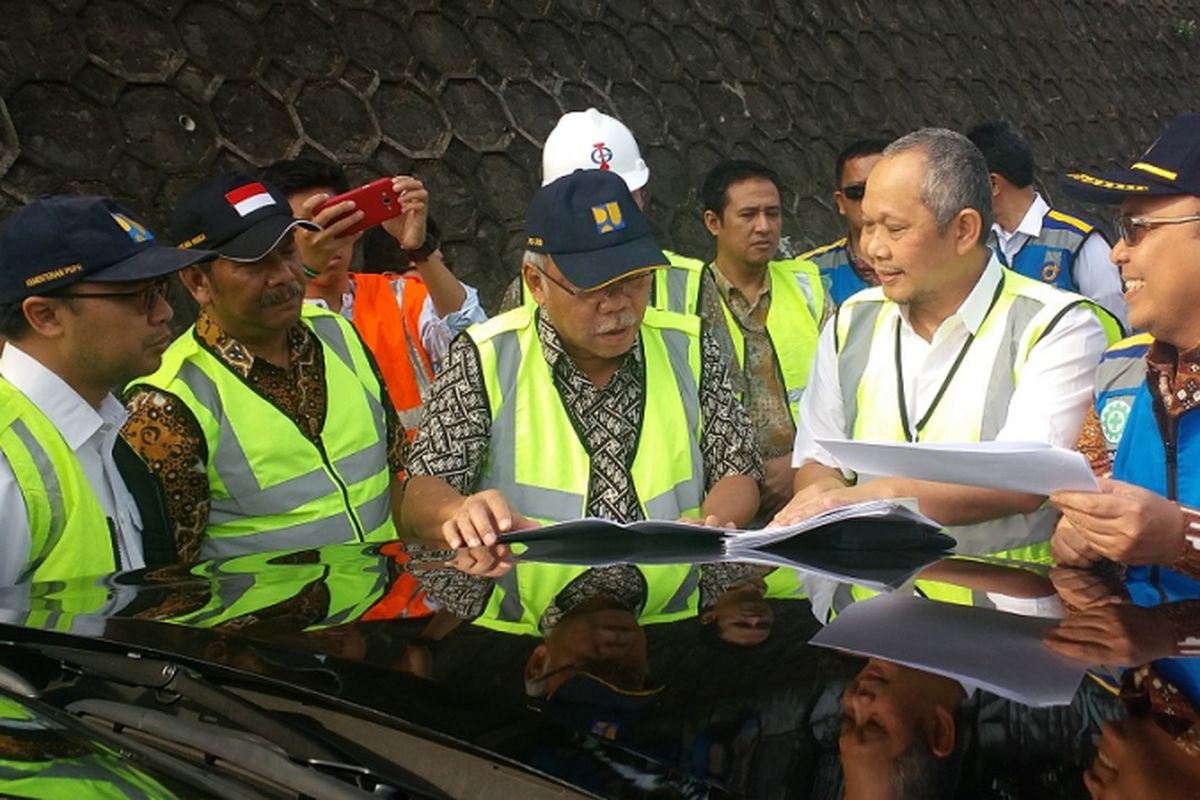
[445, 543, 514, 578]
[1043, 604, 1179, 667]
[1049, 566, 1128, 610]
[771, 482, 876, 527]
[1085, 716, 1200, 800]
[1050, 478, 1186, 566]
[442, 489, 540, 548]
[676, 514, 734, 528]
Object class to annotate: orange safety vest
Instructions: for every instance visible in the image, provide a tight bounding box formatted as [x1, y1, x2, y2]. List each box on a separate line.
[350, 272, 434, 437]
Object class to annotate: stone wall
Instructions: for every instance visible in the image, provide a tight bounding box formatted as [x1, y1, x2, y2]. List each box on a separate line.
[1, 0, 1197, 308]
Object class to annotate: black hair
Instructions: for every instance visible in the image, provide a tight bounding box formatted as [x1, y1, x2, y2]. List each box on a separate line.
[835, 138, 889, 187]
[359, 218, 442, 274]
[0, 300, 29, 340]
[701, 160, 783, 217]
[260, 157, 351, 197]
[965, 121, 1035, 189]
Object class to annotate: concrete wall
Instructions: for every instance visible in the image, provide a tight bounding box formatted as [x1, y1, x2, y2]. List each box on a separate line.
[1, 0, 1197, 307]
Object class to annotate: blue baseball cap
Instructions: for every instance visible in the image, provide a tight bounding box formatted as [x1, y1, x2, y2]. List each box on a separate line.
[0, 195, 216, 303]
[1061, 113, 1200, 203]
[524, 169, 667, 291]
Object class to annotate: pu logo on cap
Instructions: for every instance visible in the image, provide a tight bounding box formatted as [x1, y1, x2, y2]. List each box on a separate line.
[592, 201, 624, 234]
[111, 213, 154, 243]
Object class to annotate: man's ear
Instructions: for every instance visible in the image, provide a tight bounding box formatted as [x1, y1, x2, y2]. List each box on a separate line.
[523, 262, 547, 306]
[703, 209, 722, 237]
[21, 297, 65, 339]
[988, 172, 1002, 199]
[928, 705, 957, 758]
[833, 190, 848, 217]
[178, 264, 213, 306]
[524, 643, 549, 683]
[954, 209, 984, 256]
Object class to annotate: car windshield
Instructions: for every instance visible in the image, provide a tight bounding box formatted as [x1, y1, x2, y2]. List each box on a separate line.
[1, 527, 1196, 799]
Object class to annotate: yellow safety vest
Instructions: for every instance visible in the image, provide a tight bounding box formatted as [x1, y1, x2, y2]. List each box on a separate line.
[657, 257, 826, 426]
[468, 305, 704, 523]
[0, 378, 116, 584]
[834, 268, 1120, 559]
[131, 306, 396, 559]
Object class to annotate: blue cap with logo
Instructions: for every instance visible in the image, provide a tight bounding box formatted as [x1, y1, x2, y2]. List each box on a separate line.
[0, 195, 216, 304]
[524, 169, 667, 291]
[1062, 113, 1200, 204]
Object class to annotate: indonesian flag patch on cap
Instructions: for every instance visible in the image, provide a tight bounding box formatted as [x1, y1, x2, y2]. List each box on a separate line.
[224, 182, 276, 217]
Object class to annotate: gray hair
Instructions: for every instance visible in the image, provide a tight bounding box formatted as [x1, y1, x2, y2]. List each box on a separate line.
[523, 250, 548, 270]
[884, 128, 993, 242]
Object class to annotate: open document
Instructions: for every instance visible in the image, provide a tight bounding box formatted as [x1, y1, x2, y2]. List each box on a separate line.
[815, 439, 1100, 495]
[811, 593, 1086, 707]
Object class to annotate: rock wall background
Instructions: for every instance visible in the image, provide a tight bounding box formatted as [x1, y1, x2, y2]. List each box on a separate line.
[1, 0, 1198, 309]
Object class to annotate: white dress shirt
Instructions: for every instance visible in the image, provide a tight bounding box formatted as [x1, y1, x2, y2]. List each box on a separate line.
[994, 192, 1128, 330]
[793, 256, 1108, 471]
[0, 344, 144, 585]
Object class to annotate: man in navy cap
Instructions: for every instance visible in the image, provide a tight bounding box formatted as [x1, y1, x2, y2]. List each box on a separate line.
[404, 169, 762, 547]
[122, 174, 419, 564]
[0, 196, 213, 584]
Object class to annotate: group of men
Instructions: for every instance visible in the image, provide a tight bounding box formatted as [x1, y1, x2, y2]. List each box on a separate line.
[2, 110, 1198, 639]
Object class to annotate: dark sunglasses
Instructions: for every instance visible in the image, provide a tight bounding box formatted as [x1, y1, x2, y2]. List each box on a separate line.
[840, 184, 866, 201]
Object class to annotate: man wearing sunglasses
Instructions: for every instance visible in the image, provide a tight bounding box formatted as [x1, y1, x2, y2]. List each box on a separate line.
[1050, 114, 1200, 583]
[967, 121, 1128, 332]
[0, 196, 214, 585]
[799, 138, 889, 306]
[404, 169, 762, 547]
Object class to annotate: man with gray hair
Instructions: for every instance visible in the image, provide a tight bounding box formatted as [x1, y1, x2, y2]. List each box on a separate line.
[775, 128, 1117, 562]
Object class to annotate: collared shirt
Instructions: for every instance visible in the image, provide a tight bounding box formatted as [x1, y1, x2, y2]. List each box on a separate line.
[1075, 339, 1200, 579]
[407, 310, 763, 521]
[304, 273, 486, 370]
[0, 343, 144, 584]
[122, 310, 408, 565]
[993, 192, 1128, 329]
[699, 263, 835, 461]
[793, 255, 1108, 469]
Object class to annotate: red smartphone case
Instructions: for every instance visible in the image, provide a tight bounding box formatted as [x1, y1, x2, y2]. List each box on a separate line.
[313, 177, 404, 236]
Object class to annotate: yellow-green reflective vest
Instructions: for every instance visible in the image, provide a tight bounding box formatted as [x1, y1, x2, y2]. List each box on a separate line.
[468, 305, 704, 523]
[131, 306, 396, 559]
[162, 544, 390, 630]
[657, 258, 826, 427]
[473, 562, 700, 636]
[833, 269, 1121, 559]
[0, 378, 116, 584]
[0, 698, 178, 799]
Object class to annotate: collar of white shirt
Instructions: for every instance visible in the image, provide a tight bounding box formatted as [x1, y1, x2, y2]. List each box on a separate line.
[896, 254, 1004, 338]
[0, 343, 127, 450]
[995, 191, 1050, 244]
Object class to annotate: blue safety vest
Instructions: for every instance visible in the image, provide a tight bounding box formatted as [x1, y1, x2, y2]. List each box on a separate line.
[798, 238, 870, 306]
[994, 209, 1100, 292]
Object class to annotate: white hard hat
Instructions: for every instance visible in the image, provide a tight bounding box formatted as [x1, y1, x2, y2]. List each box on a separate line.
[541, 108, 651, 191]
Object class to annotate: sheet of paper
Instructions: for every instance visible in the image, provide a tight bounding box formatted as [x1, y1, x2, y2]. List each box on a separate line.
[810, 593, 1085, 707]
[723, 498, 942, 551]
[815, 439, 1100, 495]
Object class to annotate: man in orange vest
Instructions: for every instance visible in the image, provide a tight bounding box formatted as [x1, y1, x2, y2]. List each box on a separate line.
[262, 159, 486, 434]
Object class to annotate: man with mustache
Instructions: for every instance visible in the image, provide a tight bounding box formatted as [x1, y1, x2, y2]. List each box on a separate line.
[122, 174, 412, 564]
[0, 196, 213, 584]
[403, 169, 761, 547]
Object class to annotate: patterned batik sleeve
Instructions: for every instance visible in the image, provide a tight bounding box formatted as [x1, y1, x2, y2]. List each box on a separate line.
[697, 329, 764, 490]
[122, 387, 212, 565]
[1075, 404, 1113, 477]
[405, 335, 493, 495]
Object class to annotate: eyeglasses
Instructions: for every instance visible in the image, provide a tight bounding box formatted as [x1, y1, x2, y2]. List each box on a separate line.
[840, 183, 867, 201]
[52, 278, 171, 315]
[1115, 213, 1200, 245]
[535, 266, 653, 299]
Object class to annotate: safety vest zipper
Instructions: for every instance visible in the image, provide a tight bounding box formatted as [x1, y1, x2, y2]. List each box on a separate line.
[313, 438, 366, 542]
[1166, 416, 1179, 502]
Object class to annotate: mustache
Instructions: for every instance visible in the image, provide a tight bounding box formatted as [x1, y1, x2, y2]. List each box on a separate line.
[595, 312, 637, 335]
[259, 281, 303, 307]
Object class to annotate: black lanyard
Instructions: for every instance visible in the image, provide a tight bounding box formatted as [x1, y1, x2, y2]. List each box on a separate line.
[894, 280, 1005, 443]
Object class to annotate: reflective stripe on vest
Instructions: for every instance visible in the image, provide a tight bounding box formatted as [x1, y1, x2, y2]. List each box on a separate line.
[468, 305, 704, 523]
[131, 306, 396, 559]
[474, 562, 701, 635]
[832, 269, 1116, 556]
[350, 273, 434, 434]
[716, 258, 824, 426]
[1094, 333, 1153, 454]
[0, 379, 116, 584]
[651, 252, 706, 315]
[994, 210, 1095, 291]
[799, 238, 870, 307]
[0, 758, 173, 799]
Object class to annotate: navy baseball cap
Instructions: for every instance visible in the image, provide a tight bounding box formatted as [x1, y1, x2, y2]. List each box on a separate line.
[0, 195, 216, 304]
[525, 169, 667, 291]
[171, 173, 318, 261]
[1061, 114, 1200, 204]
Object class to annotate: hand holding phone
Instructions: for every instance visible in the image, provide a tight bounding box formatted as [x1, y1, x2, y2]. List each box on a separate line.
[313, 177, 405, 237]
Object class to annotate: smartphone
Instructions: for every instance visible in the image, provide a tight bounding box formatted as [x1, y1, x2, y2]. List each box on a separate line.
[313, 177, 403, 236]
